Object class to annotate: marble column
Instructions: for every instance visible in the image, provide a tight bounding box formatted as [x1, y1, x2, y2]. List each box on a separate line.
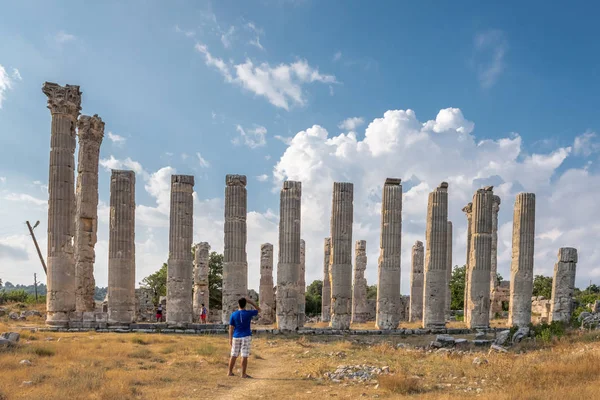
[321, 238, 332, 322]
[222, 175, 248, 324]
[462, 202, 473, 322]
[508, 193, 535, 327]
[259, 243, 275, 324]
[489, 195, 501, 319]
[298, 239, 306, 327]
[423, 182, 449, 328]
[276, 181, 302, 330]
[167, 175, 194, 324]
[376, 178, 402, 330]
[466, 186, 494, 329]
[550, 248, 578, 323]
[107, 170, 136, 325]
[445, 221, 453, 320]
[42, 82, 82, 326]
[409, 240, 424, 322]
[352, 240, 369, 323]
[330, 182, 353, 330]
[75, 114, 104, 312]
[193, 242, 210, 321]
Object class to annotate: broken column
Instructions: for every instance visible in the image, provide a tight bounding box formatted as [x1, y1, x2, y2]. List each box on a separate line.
[74, 114, 104, 313]
[276, 181, 302, 330]
[193, 242, 210, 321]
[259, 243, 275, 324]
[43, 82, 82, 326]
[466, 187, 494, 329]
[321, 238, 332, 322]
[445, 221, 453, 320]
[330, 182, 354, 330]
[222, 175, 248, 324]
[462, 202, 473, 322]
[166, 175, 194, 324]
[376, 178, 402, 330]
[550, 248, 578, 323]
[409, 241, 424, 322]
[508, 193, 535, 327]
[423, 182, 449, 328]
[298, 239, 306, 327]
[107, 170, 136, 325]
[352, 240, 369, 323]
[489, 195, 501, 319]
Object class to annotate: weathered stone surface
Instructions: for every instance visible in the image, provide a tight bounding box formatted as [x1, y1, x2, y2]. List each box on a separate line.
[376, 178, 402, 330]
[423, 182, 449, 328]
[321, 238, 332, 322]
[75, 114, 104, 313]
[193, 242, 210, 321]
[1, 332, 20, 342]
[222, 175, 248, 324]
[508, 193, 535, 327]
[330, 182, 354, 330]
[466, 187, 494, 329]
[550, 247, 578, 323]
[276, 181, 301, 330]
[462, 202, 473, 321]
[167, 175, 194, 325]
[259, 243, 275, 324]
[108, 170, 136, 325]
[490, 281, 509, 318]
[445, 220, 453, 320]
[298, 239, 306, 327]
[352, 240, 369, 323]
[43, 82, 82, 326]
[409, 241, 424, 322]
[489, 196, 501, 319]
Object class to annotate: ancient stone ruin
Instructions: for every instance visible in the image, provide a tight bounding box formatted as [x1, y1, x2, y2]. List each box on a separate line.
[193, 242, 211, 321]
[298, 239, 306, 327]
[259, 243, 275, 324]
[351, 240, 369, 323]
[489, 196, 501, 319]
[409, 240, 424, 322]
[550, 247, 578, 323]
[461, 202, 473, 321]
[445, 221, 453, 320]
[321, 237, 332, 322]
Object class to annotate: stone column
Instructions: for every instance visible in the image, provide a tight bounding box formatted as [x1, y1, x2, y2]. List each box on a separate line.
[550, 248, 578, 323]
[489, 195, 501, 319]
[259, 243, 275, 324]
[466, 186, 494, 328]
[330, 182, 354, 330]
[107, 170, 136, 325]
[222, 175, 248, 324]
[376, 178, 402, 330]
[321, 238, 332, 322]
[193, 242, 210, 321]
[462, 203, 473, 322]
[167, 175, 194, 324]
[508, 193, 535, 327]
[352, 240, 369, 323]
[42, 82, 82, 326]
[298, 239, 306, 327]
[423, 182, 449, 328]
[74, 114, 104, 312]
[409, 241, 424, 322]
[445, 221, 453, 320]
[276, 181, 302, 330]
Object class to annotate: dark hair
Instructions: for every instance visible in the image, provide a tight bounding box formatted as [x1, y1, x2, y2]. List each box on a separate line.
[201, 303, 205, 307]
[238, 298, 247, 309]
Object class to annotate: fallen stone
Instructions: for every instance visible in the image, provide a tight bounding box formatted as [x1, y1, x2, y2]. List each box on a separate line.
[430, 341, 443, 349]
[0, 338, 15, 347]
[489, 344, 508, 353]
[0, 307, 7, 316]
[20, 360, 32, 366]
[436, 335, 455, 346]
[475, 330, 485, 339]
[21, 381, 33, 386]
[472, 357, 488, 365]
[512, 327, 530, 344]
[1, 332, 20, 342]
[9, 312, 19, 320]
[494, 330, 510, 346]
[21, 310, 42, 318]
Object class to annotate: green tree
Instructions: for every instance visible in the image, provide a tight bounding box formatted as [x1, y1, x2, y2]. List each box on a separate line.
[367, 285, 377, 300]
[305, 280, 322, 316]
[532, 275, 553, 298]
[208, 251, 223, 310]
[140, 263, 167, 305]
[450, 265, 465, 310]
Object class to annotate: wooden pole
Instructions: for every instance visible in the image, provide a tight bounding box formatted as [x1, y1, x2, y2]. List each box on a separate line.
[26, 221, 47, 275]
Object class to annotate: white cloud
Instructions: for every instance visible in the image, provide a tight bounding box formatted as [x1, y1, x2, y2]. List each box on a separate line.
[3, 193, 46, 206]
[274, 135, 292, 145]
[0, 177, 6, 183]
[194, 43, 233, 82]
[221, 26, 235, 48]
[99, 155, 146, 178]
[256, 174, 269, 182]
[181, 153, 189, 160]
[573, 131, 599, 157]
[175, 25, 196, 37]
[333, 51, 342, 62]
[246, 22, 264, 50]
[0, 65, 14, 109]
[55, 30, 76, 44]
[107, 132, 126, 146]
[233, 125, 267, 148]
[11, 68, 22, 81]
[338, 117, 364, 131]
[473, 29, 508, 89]
[196, 152, 210, 168]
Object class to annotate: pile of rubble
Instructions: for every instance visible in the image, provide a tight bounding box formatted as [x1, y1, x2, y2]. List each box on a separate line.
[3, 310, 43, 321]
[322, 364, 390, 384]
[427, 328, 531, 353]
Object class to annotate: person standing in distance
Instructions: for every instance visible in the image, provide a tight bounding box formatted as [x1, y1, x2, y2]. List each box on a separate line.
[228, 297, 260, 378]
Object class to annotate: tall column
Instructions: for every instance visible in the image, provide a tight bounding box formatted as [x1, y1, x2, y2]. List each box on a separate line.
[42, 82, 82, 326]
[107, 170, 136, 325]
[222, 175, 248, 323]
[74, 114, 104, 312]
[409, 241, 424, 322]
[462, 203, 473, 322]
[167, 175, 194, 324]
[193, 242, 210, 321]
[508, 193, 535, 327]
[423, 182, 449, 328]
[489, 196, 501, 319]
[276, 181, 302, 330]
[376, 178, 402, 330]
[550, 248, 578, 323]
[298, 239, 306, 327]
[352, 240, 369, 323]
[466, 186, 494, 328]
[445, 221, 453, 320]
[330, 182, 354, 330]
[321, 238, 332, 322]
[259, 243, 275, 324]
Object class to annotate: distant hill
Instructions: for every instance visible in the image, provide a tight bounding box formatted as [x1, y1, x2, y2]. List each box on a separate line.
[1, 281, 107, 301]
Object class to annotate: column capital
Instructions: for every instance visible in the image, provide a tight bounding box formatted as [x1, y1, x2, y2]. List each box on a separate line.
[77, 114, 104, 143]
[42, 82, 82, 118]
[462, 202, 473, 214]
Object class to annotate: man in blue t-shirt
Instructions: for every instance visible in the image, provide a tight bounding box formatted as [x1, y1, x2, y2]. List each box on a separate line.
[228, 297, 260, 378]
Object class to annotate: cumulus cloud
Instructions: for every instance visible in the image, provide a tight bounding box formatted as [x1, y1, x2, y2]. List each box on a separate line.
[473, 29, 508, 89]
[338, 117, 364, 131]
[107, 132, 126, 146]
[99, 156, 146, 178]
[573, 131, 600, 157]
[233, 125, 267, 148]
[3, 193, 46, 207]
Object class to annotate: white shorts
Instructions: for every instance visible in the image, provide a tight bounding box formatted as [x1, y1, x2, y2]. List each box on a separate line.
[230, 336, 251, 358]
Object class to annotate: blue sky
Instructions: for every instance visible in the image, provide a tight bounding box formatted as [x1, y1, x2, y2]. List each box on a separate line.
[1, 0, 599, 293]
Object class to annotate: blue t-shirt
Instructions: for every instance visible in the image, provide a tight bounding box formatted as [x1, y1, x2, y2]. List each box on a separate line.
[229, 309, 258, 338]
